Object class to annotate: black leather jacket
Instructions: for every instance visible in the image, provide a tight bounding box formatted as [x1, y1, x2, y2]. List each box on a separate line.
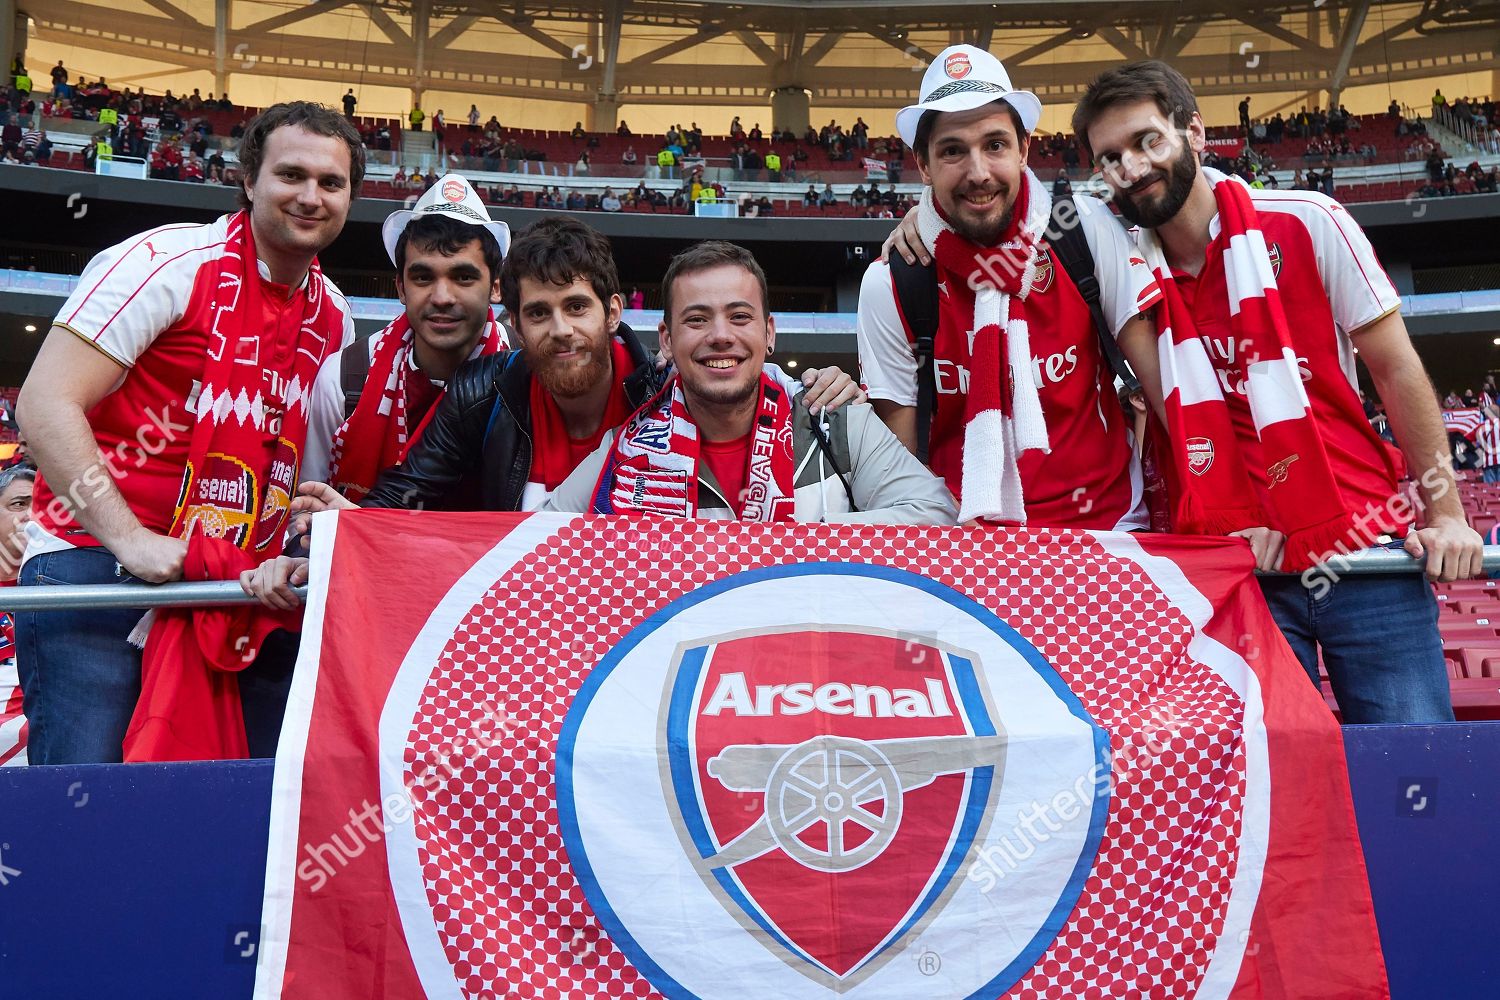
[360, 322, 660, 511]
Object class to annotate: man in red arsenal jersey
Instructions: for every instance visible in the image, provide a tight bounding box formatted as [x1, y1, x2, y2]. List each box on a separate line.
[1074, 60, 1480, 723]
[859, 45, 1166, 534]
[14, 102, 361, 763]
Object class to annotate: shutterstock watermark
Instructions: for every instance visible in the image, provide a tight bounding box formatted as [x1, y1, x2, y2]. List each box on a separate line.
[1298, 448, 1457, 599]
[965, 698, 1189, 893]
[295, 699, 521, 892]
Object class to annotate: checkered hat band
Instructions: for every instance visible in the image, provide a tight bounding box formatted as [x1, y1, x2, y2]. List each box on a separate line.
[924, 79, 1010, 104]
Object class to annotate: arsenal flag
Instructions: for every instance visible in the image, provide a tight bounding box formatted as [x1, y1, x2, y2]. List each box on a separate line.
[254, 511, 1387, 1000]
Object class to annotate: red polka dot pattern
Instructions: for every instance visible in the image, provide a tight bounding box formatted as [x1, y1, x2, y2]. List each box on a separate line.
[399, 521, 1247, 999]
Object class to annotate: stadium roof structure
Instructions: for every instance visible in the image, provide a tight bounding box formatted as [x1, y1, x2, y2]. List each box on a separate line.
[25, 1, 1500, 120]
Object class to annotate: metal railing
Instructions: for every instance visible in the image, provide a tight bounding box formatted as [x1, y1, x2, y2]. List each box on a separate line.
[9, 546, 1500, 612]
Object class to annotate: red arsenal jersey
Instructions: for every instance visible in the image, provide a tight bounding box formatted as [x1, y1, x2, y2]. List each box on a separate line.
[858, 192, 1162, 530]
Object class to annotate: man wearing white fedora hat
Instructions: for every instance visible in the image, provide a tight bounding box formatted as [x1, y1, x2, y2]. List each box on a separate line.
[300, 173, 512, 504]
[862, 44, 1164, 533]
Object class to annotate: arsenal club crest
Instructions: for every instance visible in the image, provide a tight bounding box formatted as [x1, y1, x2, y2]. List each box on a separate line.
[441, 178, 467, 203]
[1186, 437, 1215, 477]
[944, 52, 971, 79]
[1030, 247, 1055, 295]
[557, 564, 1108, 999]
[1266, 453, 1299, 488]
[1267, 242, 1282, 279]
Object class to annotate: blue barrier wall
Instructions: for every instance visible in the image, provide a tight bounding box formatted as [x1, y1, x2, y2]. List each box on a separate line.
[0, 723, 1495, 998]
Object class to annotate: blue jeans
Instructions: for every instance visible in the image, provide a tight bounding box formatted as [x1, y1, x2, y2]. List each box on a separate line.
[1258, 544, 1455, 724]
[1484, 465, 1500, 484]
[15, 547, 299, 764]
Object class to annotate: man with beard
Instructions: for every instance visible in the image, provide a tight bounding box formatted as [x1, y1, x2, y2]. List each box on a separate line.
[1073, 60, 1479, 723]
[543, 241, 955, 525]
[861, 45, 1165, 533]
[244, 219, 862, 607]
[300, 175, 511, 504]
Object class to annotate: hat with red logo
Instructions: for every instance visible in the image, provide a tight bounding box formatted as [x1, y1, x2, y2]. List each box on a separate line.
[896, 44, 1042, 150]
[380, 173, 511, 266]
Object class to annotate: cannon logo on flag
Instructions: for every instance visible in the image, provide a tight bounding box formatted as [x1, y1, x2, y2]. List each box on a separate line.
[557, 563, 1109, 999]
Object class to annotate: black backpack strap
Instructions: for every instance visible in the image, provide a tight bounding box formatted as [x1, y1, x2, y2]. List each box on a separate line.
[1045, 193, 1141, 395]
[888, 253, 939, 464]
[340, 340, 370, 416]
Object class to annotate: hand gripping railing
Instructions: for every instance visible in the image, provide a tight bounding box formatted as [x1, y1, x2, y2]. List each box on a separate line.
[7, 547, 1500, 612]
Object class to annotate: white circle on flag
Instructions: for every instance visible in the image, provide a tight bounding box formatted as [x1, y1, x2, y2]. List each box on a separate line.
[557, 563, 1108, 1000]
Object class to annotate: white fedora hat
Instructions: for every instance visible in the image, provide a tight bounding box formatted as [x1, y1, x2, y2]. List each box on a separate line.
[896, 45, 1042, 150]
[380, 174, 511, 267]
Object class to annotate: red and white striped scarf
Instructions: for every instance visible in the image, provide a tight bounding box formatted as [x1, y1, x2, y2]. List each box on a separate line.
[592, 372, 797, 522]
[1139, 169, 1357, 571]
[328, 313, 506, 501]
[914, 169, 1051, 523]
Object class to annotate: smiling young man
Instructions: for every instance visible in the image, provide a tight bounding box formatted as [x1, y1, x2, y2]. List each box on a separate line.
[14, 101, 360, 763]
[1073, 60, 1480, 722]
[543, 241, 955, 525]
[301, 175, 511, 502]
[862, 45, 1163, 530]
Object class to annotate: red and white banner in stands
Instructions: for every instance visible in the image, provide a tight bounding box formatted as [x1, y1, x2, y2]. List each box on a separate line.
[863, 157, 889, 180]
[1444, 408, 1485, 440]
[254, 511, 1388, 1000]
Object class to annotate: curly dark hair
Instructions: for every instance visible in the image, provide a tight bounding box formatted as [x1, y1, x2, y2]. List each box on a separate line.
[499, 216, 619, 316]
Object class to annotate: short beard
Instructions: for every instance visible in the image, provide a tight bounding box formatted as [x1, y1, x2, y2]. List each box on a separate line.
[948, 200, 1016, 247]
[527, 337, 612, 399]
[1114, 143, 1197, 229]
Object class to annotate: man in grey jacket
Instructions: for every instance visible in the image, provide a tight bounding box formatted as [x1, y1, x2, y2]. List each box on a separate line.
[544, 241, 956, 526]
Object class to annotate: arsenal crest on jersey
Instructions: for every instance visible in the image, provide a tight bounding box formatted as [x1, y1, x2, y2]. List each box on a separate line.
[1030, 246, 1055, 295]
[1267, 242, 1282, 279]
[557, 564, 1108, 999]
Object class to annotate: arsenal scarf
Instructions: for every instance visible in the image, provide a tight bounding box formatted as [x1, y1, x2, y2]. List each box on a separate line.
[123, 534, 297, 763]
[328, 314, 506, 501]
[1139, 169, 1356, 571]
[592, 372, 797, 521]
[914, 169, 1051, 523]
[168, 211, 343, 554]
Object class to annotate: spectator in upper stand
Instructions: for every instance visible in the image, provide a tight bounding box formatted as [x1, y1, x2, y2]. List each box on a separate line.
[433, 109, 446, 133]
[687, 122, 702, 146]
[803, 183, 818, 207]
[1433, 88, 1447, 112]
[181, 153, 204, 183]
[566, 189, 586, 211]
[730, 115, 743, 138]
[575, 149, 591, 175]
[852, 117, 869, 149]
[818, 183, 836, 210]
[621, 144, 638, 166]
[600, 188, 622, 212]
[850, 183, 867, 207]
[468, 104, 480, 128]
[409, 104, 425, 130]
[1052, 169, 1072, 198]
[571, 121, 586, 141]
[1388, 98, 1401, 118]
[627, 286, 645, 309]
[749, 122, 762, 141]
[50, 61, 67, 98]
[1239, 96, 1251, 132]
[803, 124, 818, 146]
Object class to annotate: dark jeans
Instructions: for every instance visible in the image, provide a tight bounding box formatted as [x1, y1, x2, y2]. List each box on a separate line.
[1258, 544, 1455, 724]
[16, 547, 299, 764]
